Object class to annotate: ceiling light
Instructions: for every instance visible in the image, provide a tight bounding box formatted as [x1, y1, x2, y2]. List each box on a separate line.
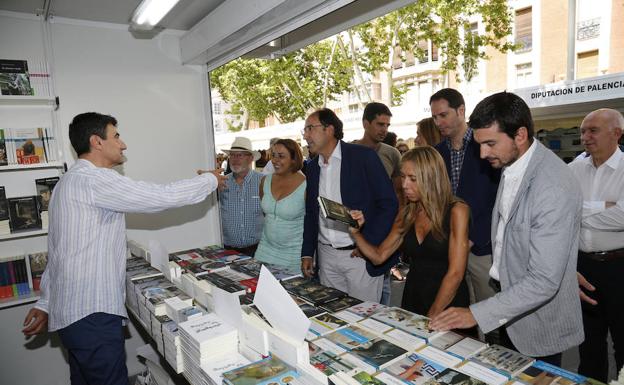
[130, 0, 180, 30]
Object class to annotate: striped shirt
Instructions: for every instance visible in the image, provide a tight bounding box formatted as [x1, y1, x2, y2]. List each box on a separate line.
[36, 159, 218, 331]
[445, 127, 473, 194]
[219, 170, 264, 247]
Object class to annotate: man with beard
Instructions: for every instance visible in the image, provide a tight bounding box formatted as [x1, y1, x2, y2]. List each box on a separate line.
[430, 92, 584, 366]
[219, 137, 264, 256]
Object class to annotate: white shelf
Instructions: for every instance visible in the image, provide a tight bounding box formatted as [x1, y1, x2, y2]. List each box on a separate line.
[0, 95, 56, 106]
[0, 292, 40, 310]
[0, 161, 64, 172]
[0, 229, 48, 241]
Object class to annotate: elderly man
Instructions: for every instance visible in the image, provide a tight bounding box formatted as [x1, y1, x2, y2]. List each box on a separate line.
[430, 92, 583, 366]
[569, 109, 624, 382]
[219, 137, 264, 256]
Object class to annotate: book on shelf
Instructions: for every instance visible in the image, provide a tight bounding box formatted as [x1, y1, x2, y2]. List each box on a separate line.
[28, 252, 47, 292]
[0, 253, 31, 298]
[7, 196, 41, 233]
[0, 59, 34, 96]
[318, 196, 359, 228]
[35, 177, 59, 229]
[12, 128, 48, 165]
[0, 186, 9, 235]
[0, 129, 7, 166]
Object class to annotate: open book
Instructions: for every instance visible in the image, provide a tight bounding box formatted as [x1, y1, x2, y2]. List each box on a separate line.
[317, 196, 359, 228]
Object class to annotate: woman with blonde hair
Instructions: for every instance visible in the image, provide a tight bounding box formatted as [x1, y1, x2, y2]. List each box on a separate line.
[414, 117, 442, 146]
[349, 146, 470, 317]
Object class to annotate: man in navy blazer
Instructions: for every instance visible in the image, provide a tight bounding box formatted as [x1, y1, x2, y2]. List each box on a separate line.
[300, 108, 398, 302]
[431, 88, 500, 317]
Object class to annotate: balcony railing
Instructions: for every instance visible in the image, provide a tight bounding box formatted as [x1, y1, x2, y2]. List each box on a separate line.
[577, 17, 600, 40]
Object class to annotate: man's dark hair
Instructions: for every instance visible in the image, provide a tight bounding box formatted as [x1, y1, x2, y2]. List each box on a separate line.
[382, 132, 398, 147]
[363, 102, 392, 123]
[314, 108, 344, 140]
[69, 112, 117, 156]
[468, 92, 534, 140]
[429, 88, 465, 110]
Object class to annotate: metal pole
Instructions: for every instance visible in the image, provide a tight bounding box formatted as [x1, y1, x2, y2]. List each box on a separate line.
[567, 0, 576, 80]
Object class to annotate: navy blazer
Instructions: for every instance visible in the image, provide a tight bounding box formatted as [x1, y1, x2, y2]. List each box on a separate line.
[435, 137, 500, 256]
[302, 141, 399, 276]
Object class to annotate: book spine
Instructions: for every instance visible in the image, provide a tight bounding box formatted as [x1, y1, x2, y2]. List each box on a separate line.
[18, 258, 30, 295]
[8, 260, 17, 297]
[0, 262, 9, 298]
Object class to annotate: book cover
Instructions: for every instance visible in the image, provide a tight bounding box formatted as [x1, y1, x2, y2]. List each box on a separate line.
[348, 338, 408, 370]
[0, 186, 9, 221]
[318, 196, 359, 228]
[0, 129, 7, 166]
[309, 313, 348, 336]
[35, 177, 59, 212]
[353, 371, 388, 385]
[222, 355, 299, 385]
[383, 353, 447, 385]
[310, 351, 355, 376]
[324, 325, 377, 351]
[8, 196, 41, 232]
[371, 307, 436, 340]
[469, 345, 534, 377]
[231, 259, 263, 277]
[0, 59, 33, 95]
[321, 296, 364, 313]
[28, 252, 47, 291]
[12, 128, 46, 164]
[517, 360, 589, 385]
[299, 302, 326, 318]
[421, 368, 487, 385]
[299, 286, 348, 306]
[346, 301, 387, 317]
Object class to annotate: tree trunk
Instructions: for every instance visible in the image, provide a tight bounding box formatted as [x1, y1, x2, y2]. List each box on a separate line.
[347, 29, 372, 103]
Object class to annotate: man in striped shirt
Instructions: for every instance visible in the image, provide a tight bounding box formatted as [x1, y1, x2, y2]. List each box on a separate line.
[21, 112, 226, 385]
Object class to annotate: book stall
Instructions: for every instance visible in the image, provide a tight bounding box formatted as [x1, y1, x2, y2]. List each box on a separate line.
[124, 241, 610, 385]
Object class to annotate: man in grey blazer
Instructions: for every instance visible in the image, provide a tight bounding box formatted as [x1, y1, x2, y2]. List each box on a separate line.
[430, 92, 584, 365]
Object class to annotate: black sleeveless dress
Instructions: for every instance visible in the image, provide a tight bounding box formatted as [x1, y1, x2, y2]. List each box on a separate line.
[400, 205, 470, 316]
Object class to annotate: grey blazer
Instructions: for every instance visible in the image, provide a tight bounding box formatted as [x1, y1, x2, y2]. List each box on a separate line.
[470, 141, 584, 357]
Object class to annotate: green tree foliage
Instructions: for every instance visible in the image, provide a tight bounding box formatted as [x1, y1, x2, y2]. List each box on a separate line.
[211, 0, 515, 129]
[210, 39, 352, 129]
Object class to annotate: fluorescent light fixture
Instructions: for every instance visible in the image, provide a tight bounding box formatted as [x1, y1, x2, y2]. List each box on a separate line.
[131, 0, 180, 29]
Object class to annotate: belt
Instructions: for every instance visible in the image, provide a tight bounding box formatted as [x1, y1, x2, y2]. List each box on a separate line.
[579, 248, 624, 262]
[321, 242, 356, 251]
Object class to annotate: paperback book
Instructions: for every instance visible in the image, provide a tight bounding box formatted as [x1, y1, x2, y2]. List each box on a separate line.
[310, 351, 355, 376]
[346, 338, 408, 371]
[517, 360, 590, 385]
[28, 252, 47, 291]
[381, 353, 447, 385]
[321, 296, 363, 313]
[0, 129, 7, 166]
[309, 313, 348, 336]
[371, 307, 436, 340]
[0, 59, 33, 95]
[468, 344, 534, 377]
[324, 325, 378, 351]
[8, 196, 41, 232]
[421, 368, 487, 385]
[0, 186, 9, 235]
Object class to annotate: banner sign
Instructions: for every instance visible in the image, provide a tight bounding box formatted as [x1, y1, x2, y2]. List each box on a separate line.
[514, 72, 624, 109]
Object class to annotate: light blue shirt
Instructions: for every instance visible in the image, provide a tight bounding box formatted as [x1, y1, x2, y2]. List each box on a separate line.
[219, 170, 264, 247]
[36, 159, 218, 331]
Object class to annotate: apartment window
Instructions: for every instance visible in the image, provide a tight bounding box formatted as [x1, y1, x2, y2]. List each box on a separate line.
[577, 50, 599, 79]
[515, 7, 532, 52]
[417, 40, 429, 64]
[516, 63, 532, 88]
[213, 102, 222, 115]
[431, 43, 439, 62]
[392, 46, 403, 69]
[348, 104, 360, 113]
[577, 0, 601, 40]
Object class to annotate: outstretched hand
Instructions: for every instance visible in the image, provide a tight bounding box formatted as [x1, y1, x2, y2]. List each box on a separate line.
[197, 168, 228, 190]
[22, 308, 48, 336]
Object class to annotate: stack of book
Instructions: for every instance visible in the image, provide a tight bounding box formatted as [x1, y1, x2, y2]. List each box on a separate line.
[178, 313, 239, 385]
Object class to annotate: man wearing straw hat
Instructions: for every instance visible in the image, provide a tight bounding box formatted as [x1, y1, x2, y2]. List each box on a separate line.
[220, 137, 264, 256]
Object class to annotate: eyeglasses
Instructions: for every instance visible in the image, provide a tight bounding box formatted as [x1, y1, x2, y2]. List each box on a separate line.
[229, 152, 251, 159]
[301, 124, 326, 135]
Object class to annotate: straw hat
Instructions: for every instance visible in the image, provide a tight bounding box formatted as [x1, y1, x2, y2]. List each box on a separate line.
[222, 137, 261, 161]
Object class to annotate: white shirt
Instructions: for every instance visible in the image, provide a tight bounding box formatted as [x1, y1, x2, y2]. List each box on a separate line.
[491, 139, 538, 281]
[36, 159, 218, 331]
[568, 148, 624, 252]
[261, 161, 275, 175]
[318, 141, 353, 247]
